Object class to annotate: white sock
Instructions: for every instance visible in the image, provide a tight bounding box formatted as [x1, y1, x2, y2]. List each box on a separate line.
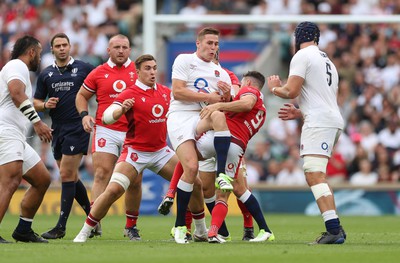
[193, 218, 207, 234]
[322, 210, 338, 222]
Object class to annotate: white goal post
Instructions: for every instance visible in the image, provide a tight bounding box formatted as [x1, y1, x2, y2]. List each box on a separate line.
[143, 0, 400, 55]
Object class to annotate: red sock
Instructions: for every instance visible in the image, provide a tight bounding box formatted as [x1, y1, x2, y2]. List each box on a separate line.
[125, 210, 139, 228]
[209, 201, 228, 237]
[237, 198, 253, 228]
[166, 161, 183, 198]
[185, 209, 193, 232]
[86, 213, 100, 227]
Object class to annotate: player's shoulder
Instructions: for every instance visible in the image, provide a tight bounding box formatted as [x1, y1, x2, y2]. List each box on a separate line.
[2, 59, 29, 79]
[4, 59, 27, 72]
[174, 53, 195, 64]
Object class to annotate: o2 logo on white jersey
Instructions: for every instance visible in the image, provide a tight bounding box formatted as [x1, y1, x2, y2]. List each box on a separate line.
[152, 104, 164, 117]
[113, 80, 127, 93]
[194, 78, 210, 93]
[195, 77, 214, 108]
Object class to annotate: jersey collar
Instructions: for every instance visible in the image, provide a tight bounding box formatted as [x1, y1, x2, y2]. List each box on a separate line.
[52, 56, 75, 68]
[135, 79, 156, 91]
[107, 58, 132, 68]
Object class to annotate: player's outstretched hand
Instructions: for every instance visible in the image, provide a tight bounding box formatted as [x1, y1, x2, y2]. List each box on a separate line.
[33, 121, 53, 143]
[278, 103, 301, 121]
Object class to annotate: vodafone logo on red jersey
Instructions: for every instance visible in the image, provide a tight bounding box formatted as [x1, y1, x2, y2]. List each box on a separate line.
[152, 104, 164, 118]
[113, 80, 127, 93]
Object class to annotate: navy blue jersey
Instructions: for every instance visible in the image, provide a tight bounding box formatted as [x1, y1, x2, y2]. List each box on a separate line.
[35, 58, 94, 123]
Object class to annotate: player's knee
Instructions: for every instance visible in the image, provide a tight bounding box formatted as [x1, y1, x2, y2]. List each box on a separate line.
[310, 183, 332, 200]
[94, 167, 112, 183]
[210, 111, 227, 129]
[303, 156, 328, 173]
[109, 172, 130, 191]
[184, 162, 199, 178]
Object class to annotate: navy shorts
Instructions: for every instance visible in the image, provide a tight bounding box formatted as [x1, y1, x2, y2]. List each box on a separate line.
[51, 121, 90, 160]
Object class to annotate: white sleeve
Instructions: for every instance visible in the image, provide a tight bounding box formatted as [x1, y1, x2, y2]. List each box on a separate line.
[4, 60, 28, 85]
[171, 54, 190, 81]
[289, 51, 308, 79]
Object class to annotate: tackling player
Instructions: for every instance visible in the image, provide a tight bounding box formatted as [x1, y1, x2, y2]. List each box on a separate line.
[196, 71, 274, 243]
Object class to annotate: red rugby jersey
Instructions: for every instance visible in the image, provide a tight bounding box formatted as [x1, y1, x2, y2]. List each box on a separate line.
[83, 58, 137, 131]
[225, 86, 266, 149]
[114, 81, 171, 152]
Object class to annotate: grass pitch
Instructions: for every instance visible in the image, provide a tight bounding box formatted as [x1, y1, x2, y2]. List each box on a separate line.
[0, 214, 399, 263]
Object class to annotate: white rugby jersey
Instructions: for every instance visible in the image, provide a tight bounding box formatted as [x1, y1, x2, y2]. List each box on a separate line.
[289, 45, 344, 129]
[0, 59, 32, 138]
[168, 52, 231, 113]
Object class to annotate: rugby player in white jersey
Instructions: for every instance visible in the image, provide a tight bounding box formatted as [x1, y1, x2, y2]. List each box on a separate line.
[267, 21, 346, 244]
[0, 35, 52, 243]
[167, 27, 233, 244]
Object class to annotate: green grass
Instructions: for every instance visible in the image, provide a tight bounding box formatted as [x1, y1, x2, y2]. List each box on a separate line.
[1, 214, 399, 263]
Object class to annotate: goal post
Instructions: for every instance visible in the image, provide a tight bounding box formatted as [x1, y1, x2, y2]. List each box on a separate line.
[143, 0, 400, 55]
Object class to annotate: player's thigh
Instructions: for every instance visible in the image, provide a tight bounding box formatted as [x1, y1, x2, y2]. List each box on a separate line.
[157, 154, 179, 181]
[93, 151, 119, 177]
[23, 145, 50, 188]
[176, 140, 199, 173]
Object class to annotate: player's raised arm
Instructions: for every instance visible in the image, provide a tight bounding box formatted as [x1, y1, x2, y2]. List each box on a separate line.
[102, 98, 135, 125]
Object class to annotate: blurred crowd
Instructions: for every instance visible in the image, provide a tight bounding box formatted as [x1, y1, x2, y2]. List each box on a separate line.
[1, 0, 400, 186]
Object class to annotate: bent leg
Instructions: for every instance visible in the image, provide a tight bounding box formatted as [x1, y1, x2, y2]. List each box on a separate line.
[91, 152, 118, 201]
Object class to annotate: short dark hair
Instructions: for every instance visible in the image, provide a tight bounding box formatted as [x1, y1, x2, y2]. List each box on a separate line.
[135, 54, 156, 69]
[243, 71, 265, 89]
[50, 33, 70, 47]
[197, 27, 220, 41]
[10, 35, 40, 60]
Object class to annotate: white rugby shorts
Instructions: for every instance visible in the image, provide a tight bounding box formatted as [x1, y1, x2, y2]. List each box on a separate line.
[300, 124, 342, 158]
[196, 130, 244, 178]
[92, 125, 126, 157]
[0, 130, 40, 174]
[199, 157, 216, 173]
[167, 111, 200, 151]
[118, 145, 175, 174]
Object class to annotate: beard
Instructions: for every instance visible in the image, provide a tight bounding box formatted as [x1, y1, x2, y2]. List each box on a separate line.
[29, 54, 40, 72]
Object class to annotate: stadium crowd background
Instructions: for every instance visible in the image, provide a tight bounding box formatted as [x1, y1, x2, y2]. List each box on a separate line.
[1, 0, 400, 187]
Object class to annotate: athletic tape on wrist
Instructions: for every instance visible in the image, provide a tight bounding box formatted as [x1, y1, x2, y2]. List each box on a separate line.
[19, 99, 40, 124]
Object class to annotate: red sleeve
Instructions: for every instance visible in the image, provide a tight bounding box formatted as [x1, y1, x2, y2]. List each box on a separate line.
[83, 67, 99, 92]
